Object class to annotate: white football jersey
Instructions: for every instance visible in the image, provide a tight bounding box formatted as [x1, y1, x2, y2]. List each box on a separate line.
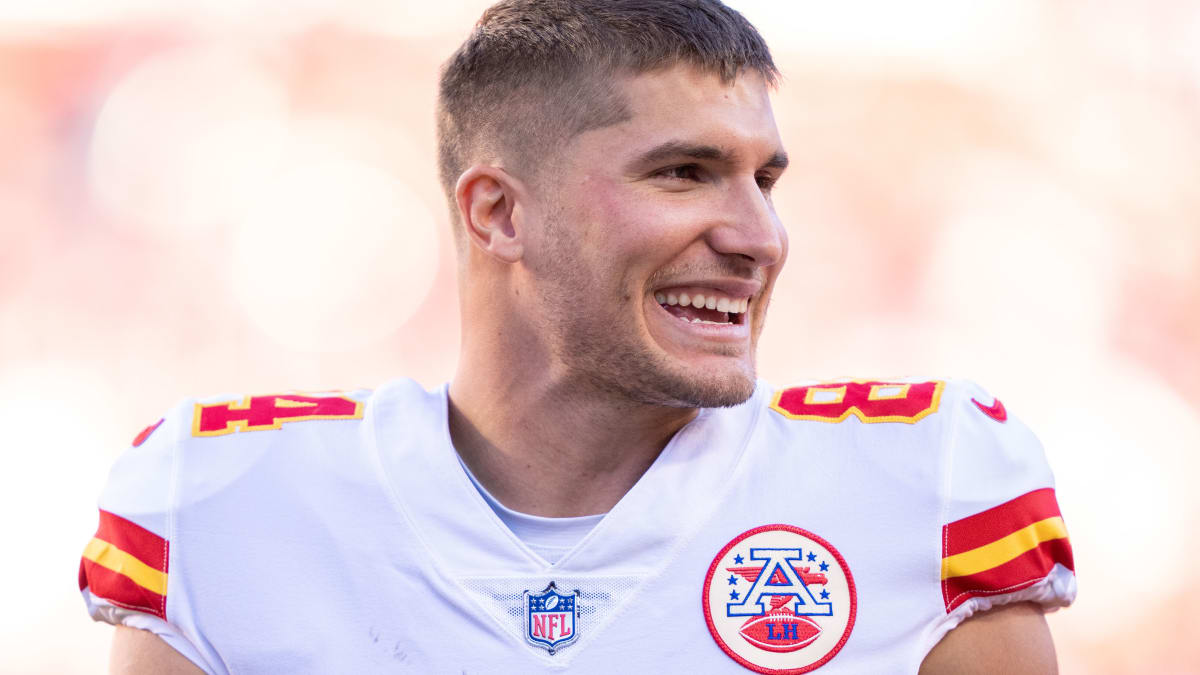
[79, 378, 1075, 674]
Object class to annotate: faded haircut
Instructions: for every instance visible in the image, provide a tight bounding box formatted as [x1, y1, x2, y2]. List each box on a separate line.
[436, 0, 778, 241]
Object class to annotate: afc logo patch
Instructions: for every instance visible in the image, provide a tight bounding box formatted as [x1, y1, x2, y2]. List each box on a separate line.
[702, 525, 856, 674]
[524, 582, 579, 655]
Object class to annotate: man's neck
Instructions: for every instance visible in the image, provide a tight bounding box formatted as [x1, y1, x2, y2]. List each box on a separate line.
[447, 372, 698, 518]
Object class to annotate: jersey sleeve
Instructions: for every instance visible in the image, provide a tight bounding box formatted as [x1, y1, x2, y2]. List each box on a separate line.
[929, 381, 1076, 641]
[78, 403, 222, 675]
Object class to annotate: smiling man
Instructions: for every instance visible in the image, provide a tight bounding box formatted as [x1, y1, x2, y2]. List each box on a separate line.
[81, 1, 1075, 673]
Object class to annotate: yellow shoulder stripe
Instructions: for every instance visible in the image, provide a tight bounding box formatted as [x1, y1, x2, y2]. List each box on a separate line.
[941, 516, 1069, 580]
[82, 538, 168, 596]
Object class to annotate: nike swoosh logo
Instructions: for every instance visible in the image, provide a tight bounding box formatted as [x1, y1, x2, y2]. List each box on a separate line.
[971, 397, 1007, 423]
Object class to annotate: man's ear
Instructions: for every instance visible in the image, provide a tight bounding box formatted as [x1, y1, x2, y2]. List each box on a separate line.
[455, 166, 524, 263]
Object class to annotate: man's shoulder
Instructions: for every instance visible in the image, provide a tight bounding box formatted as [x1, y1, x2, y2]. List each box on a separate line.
[751, 376, 1075, 621]
[79, 379, 443, 663]
[98, 379, 442, 508]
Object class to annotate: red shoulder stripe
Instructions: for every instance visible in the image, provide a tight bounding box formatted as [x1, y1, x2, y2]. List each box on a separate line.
[942, 537, 1073, 612]
[79, 510, 170, 619]
[79, 557, 168, 619]
[944, 488, 1062, 556]
[95, 510, 167, 571]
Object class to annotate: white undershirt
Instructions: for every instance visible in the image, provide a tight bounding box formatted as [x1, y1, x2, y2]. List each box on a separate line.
[458, 455, 604, 564]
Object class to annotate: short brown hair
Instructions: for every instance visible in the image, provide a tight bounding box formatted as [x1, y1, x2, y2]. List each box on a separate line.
[436, 0, 778, 237]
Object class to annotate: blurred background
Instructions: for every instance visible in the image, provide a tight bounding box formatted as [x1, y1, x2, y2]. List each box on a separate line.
[1, 0, 1197, 672]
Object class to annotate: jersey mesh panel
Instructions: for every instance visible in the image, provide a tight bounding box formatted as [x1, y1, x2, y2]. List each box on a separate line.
[458, 576, 642, 650]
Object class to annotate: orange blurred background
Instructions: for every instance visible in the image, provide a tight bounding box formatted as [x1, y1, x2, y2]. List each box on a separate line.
[2, 1, 1198, 672]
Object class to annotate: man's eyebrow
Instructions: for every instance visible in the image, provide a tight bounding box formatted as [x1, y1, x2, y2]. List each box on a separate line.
[763, 151, 789, 171]
[633, 141, 730, 167]
[630, 141, 789, 171]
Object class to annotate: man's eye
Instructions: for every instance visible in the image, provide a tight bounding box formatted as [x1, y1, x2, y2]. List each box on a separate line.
[756, 172, 778, 192]
[657, 165, 701, 181]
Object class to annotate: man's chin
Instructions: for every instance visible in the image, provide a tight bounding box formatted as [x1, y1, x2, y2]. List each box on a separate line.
[560, 326, 758, 409]
[669, 371, 757, 409]
[624, 360, 758, 409]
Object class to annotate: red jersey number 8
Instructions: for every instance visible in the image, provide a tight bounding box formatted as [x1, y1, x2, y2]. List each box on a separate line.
[770, 380, 944, 424]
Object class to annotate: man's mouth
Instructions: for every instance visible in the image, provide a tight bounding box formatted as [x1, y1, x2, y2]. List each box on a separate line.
[654, 290, 749, 326]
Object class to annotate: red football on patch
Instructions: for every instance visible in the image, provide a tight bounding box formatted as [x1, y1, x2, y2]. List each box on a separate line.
[738, 609, 821, 653]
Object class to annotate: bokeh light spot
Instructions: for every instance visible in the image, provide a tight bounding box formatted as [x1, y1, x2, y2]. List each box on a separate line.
[88, 45, 289, 238]
[229, 158, 439, 353]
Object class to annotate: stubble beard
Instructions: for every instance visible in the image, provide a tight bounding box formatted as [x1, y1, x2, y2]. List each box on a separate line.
[536, 250, 759, 411]
[570, 331, 759, 409]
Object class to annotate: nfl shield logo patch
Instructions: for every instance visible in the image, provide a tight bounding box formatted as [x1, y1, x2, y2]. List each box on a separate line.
[524, 582, 579, 655]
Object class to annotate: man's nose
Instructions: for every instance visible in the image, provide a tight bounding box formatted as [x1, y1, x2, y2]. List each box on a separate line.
[705, 178, 786, 267]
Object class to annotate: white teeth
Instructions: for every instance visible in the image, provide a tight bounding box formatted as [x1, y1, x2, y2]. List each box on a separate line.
[654, 290, 752, 316]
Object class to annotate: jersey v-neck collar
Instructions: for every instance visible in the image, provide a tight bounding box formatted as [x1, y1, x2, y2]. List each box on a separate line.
[457, 450, 605, 565]
[369, 379, 767, 576]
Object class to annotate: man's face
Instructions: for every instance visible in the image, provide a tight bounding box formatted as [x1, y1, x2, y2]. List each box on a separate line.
[524, 65, 789, 408]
